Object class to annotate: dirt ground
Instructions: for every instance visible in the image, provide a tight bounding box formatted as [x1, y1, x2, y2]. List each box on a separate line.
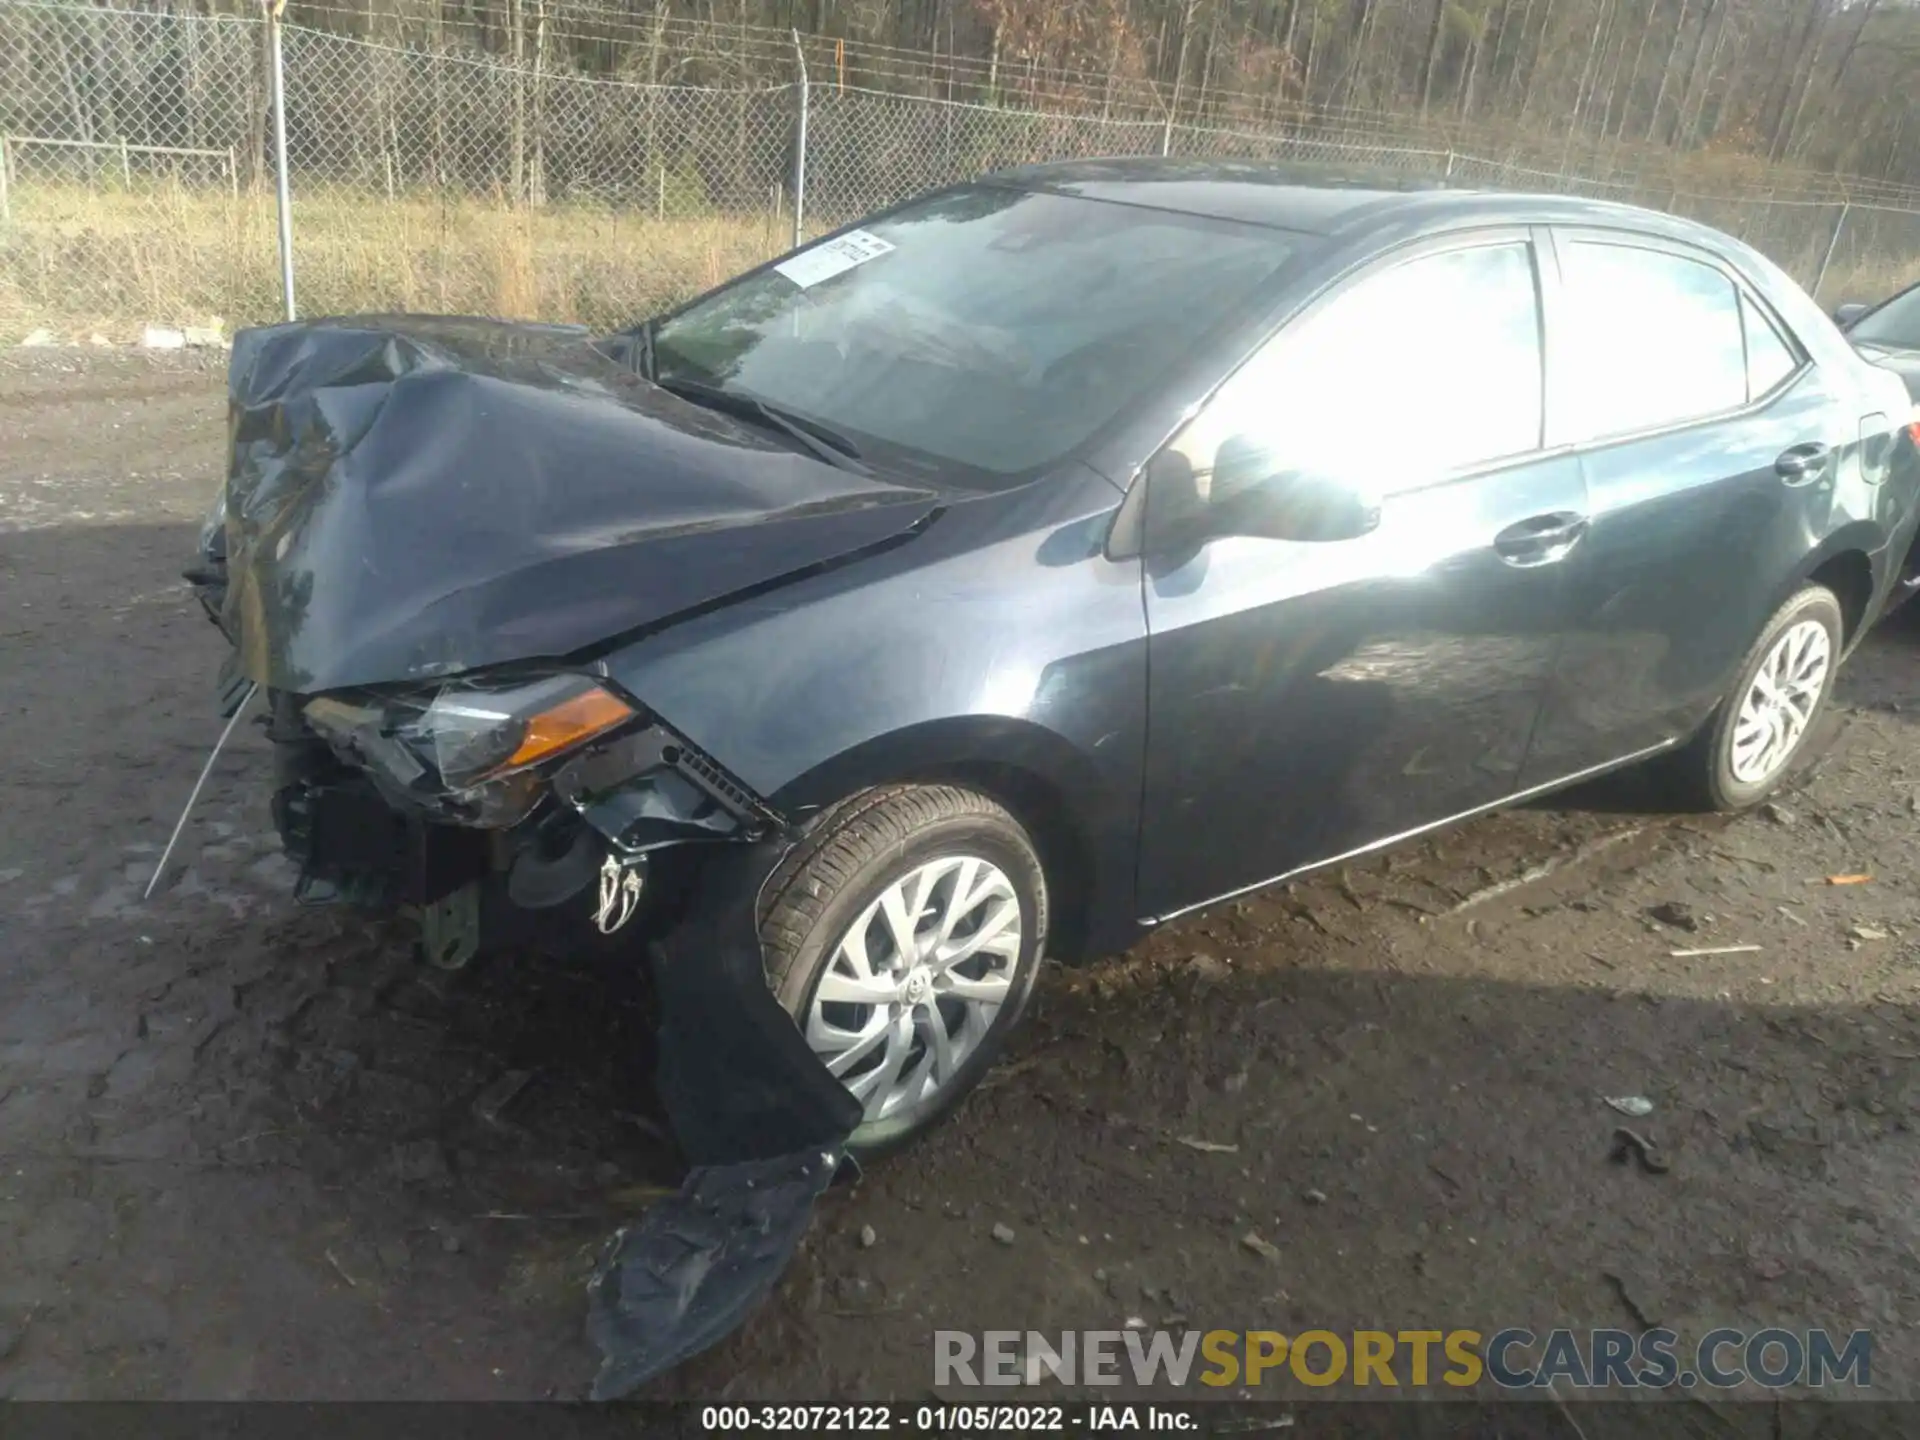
[5, 348, 1920, 1418]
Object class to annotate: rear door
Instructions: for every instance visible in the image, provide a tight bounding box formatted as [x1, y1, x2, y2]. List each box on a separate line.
[1137, 229, 1590, 920]
[1518, 228, 1848, 784]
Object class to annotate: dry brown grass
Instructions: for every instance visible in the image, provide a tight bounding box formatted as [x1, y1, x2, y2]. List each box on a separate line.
[1824, 257, 1920, 305]
[0, 181, 790, 341]
[0, 176, 1913, 342]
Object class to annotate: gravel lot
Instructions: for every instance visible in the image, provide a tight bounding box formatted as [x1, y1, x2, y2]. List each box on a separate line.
[4, 349, 1920, 1424]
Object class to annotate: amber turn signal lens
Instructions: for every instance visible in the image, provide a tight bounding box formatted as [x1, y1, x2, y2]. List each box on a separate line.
[502, 686, 636, 770]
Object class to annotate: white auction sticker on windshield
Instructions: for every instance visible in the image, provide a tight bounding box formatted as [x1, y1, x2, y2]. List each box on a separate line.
[773, 229, 896, 288]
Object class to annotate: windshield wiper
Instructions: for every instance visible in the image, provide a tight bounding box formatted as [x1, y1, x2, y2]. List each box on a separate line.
[653, 375, 871, 476]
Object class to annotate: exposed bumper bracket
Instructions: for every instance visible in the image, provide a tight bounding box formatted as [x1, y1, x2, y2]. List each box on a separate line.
[556, 722, 783, 856]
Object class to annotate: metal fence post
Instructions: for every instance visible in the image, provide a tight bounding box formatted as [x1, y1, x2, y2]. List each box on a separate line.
[1810, 202, 1850, 303]
[1444, 149, 1456, 180]
[791, 29, 808, 249]
[267, 0, 296, 320]
[1160, 117, 1172, 157]
[0, 137, 10, 227]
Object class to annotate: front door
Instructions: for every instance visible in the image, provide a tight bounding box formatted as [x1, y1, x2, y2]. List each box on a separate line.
[1137, 231, 1589, 920]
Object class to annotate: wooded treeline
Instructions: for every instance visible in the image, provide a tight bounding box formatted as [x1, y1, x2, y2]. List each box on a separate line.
[266, 0, 1920, 190]
[3, 0, 1916, 197]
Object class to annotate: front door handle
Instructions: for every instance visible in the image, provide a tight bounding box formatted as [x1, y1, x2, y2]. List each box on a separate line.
[1494, 511, 1590, 567]
[1775, 442, 1832, 483]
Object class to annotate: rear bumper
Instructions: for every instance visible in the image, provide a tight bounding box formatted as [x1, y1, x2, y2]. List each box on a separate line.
[1874, 489, 1920, 621]
[1893, 522, 1920, 608]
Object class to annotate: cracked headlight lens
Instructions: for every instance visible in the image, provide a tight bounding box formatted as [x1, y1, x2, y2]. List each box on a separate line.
[405, 674, 637, 790]
[304, 673, 638, 825]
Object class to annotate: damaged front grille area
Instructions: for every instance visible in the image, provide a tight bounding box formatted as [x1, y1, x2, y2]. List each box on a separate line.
[267, 690, 491, 911]
[260, 681, 784, 968]
[273, 773, 490, 910]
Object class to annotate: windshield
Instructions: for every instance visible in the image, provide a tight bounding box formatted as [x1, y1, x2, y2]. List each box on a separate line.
[647, 186, 1302, 481]
[1851, 282, 1920, 351]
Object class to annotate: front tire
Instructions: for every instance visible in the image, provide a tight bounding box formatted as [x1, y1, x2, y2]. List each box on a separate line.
[759, 785, 1048, 1157]
[1682, 583, 1843, 811]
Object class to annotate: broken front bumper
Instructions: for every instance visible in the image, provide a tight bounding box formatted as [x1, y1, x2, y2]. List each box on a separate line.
[184, 424, 866, 1398]
[255, 677, 781, 968]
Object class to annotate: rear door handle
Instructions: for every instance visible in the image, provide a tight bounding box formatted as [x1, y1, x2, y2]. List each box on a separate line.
[1494, 511, 1590, 567]
[1775, 442, 1832, 483]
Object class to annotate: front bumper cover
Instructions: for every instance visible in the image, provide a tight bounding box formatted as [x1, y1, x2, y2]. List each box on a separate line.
[237, 685, 863, 1396]
[589, 837, 865, 1398]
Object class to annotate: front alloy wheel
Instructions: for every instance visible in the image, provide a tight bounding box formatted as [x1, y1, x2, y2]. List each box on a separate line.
[760, 785, 1047, 1156]
[806, 855, 1023, 1123]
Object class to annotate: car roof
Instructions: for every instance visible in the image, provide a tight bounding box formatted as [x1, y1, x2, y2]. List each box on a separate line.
[980, 156, 1709, 244]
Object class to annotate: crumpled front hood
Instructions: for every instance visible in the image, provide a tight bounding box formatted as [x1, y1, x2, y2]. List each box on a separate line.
[218, 315, 940, 694]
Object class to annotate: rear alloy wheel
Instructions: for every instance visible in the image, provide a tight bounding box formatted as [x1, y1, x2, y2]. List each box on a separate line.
[759, 785, 1047, 1157]
[1728, 618, 1831, 784]
[1687, 584, 1844, 811]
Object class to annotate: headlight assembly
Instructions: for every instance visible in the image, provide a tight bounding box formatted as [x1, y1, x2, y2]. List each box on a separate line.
[304, 673, 638, 827]
[405, 675, 638, 789]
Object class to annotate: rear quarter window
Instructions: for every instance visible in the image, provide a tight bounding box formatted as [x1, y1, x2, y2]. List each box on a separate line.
[1741, 292, 1801, 399]
[1556, 241, 1748, 441]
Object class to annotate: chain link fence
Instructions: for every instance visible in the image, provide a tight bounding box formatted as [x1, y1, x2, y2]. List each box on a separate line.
[3, 0, 1917, 342]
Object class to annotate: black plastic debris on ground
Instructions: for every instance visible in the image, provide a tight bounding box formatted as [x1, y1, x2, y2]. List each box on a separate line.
[587, 1148, 843, 1399]
[587, 841, 863, 1399]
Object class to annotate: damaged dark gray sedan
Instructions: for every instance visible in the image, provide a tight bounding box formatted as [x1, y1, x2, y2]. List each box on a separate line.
[190, 160, 1920, 1159]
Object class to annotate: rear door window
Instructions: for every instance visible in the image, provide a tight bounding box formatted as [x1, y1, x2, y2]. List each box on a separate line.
[1741, 292, 1800, 399]
[1555, 240, 1748, 442]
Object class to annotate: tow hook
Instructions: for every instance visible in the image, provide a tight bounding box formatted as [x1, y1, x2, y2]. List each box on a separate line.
[592, 851, 648, 935]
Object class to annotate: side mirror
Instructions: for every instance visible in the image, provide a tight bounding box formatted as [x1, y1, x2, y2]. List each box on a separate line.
[1832, 302, 1869, 330]
[1209, 436, 1382, 543]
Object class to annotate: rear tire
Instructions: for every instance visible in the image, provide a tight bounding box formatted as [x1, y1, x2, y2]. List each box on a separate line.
[759, 785, 1048, 1158]
[1677, 583, 1843, 811]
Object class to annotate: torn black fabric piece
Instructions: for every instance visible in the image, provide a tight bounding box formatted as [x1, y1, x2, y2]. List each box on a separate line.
[587, 839, 862, 1398]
